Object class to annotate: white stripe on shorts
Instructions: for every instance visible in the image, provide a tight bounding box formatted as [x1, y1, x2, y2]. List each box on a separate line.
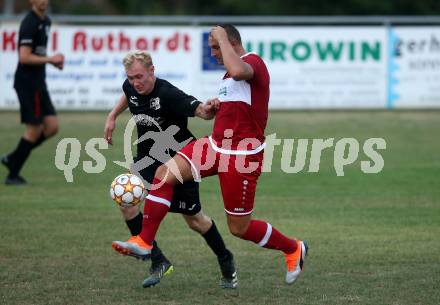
[176, 151, 201, 182]
[224, 208, 253, 216]
[208, 136, 266, 155]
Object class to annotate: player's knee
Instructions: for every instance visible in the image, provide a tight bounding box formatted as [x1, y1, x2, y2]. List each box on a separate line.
[227, 216, 250, 238]
[228, 224, 246, 238]
[24, 124, 44, 141]
[184, 212, 211, 234]
[45, 126, 58, 138]
[119, 204, 139, 220]
[45, 123, 59, 137]
[186, 218, 203, 233]
[155, 164, 168, 180]
[155, 164, 180, 186]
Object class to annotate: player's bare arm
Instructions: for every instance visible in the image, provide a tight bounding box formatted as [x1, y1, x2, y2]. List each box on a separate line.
[19, 45, 65, 70]
[104, 95, 129, 145]
[194, 98, 220, 120]
[210, 26, 254, 81]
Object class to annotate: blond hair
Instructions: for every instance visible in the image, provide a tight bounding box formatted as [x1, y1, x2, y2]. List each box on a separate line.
[123, 50, 153, 70]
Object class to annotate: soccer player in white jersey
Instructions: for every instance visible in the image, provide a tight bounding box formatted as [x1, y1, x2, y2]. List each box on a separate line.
[111, 24, 308, 285]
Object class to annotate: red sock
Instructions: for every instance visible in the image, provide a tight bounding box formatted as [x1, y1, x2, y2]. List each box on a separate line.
[139, 178, 174, 244]
[242, 220, 297, 254]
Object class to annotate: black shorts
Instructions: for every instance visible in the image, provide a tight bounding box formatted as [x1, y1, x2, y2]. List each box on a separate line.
[136, 162, 201, 216]
[15, 86, 56, 124]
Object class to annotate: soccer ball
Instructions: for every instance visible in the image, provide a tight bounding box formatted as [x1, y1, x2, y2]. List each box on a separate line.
[110, 173, 146, 206]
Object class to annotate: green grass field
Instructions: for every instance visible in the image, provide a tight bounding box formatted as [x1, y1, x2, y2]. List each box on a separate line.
[0, 110, 439, 305]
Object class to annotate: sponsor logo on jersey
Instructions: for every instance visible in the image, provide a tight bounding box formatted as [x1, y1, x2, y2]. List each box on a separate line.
[132, 114, 164, 126]
[150, 97, 161, 110]
[219, 86, 227, 97]
[129, 96, 139, 106]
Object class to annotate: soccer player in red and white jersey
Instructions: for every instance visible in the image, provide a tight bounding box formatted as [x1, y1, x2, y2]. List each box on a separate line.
[112, 24, 308, 285]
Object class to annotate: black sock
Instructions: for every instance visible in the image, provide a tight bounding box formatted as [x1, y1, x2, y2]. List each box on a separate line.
[32, 134, 47, 149]
[151, 240, 167, 265]
[125, 213, 167, 264]
[7, 137, 34, 177]
[125, 212, 143, 235]
[202, 220, 229, 260]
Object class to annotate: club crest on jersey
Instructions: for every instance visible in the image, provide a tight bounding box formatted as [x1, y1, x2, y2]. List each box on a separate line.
[150, 97, 161, 110]
[219, 86, 227, 97]
[129, 96, 139, 106]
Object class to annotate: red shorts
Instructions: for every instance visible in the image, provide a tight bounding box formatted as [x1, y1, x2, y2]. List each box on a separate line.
[178, 136, 264, 216]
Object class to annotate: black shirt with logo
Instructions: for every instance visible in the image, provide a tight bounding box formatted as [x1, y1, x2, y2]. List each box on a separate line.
[14, 10, 51, 89]
[122, 78, 202, 163]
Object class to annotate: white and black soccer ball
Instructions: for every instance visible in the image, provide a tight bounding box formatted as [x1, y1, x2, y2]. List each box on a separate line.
[110, 173, 146, 206]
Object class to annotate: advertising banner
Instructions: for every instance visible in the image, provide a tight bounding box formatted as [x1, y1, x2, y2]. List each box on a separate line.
[1, 23, 439, 109]
[0, 24, 199, 110]
[201, 26, 388, 109]
[389, 27, 440, 108]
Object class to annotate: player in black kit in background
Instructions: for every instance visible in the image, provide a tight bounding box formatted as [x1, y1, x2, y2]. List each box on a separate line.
[2, 0, 64, 185]
[104, 51, 237, 289]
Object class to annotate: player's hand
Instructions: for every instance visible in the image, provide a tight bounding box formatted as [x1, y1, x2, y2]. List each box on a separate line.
[50, 53, 65, 70]
[210, 26, 228, 43]
[104, 116, 116, 145]
[199, 98, 220, 120]
[206, 98, 220, 112]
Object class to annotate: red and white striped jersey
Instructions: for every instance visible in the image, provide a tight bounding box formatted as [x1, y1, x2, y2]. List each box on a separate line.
[211, 52, 270, 154]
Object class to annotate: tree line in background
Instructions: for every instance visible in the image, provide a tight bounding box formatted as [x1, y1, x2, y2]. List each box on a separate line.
[4, 0, 440, 15]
